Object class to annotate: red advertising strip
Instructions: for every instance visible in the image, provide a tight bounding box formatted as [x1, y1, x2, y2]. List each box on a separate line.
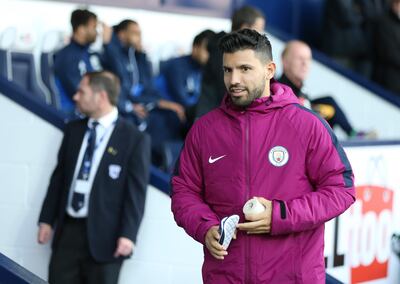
[351, 186, 393, 284]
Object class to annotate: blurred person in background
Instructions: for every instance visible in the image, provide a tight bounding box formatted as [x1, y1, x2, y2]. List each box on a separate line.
[54, 9, 111, 113]
[357, 0, 388, 57]
[279, 40, 376, 139]
[321, 0, 372, 78]
[148, 29, 215, 171]
[195, 5, 265, 117]
[102, 19, 186, 168]
[373, 0, 400, 95]
[103, 19, 186, 125]
[37, 71, 150, 284]
[157, 29, 215, 133]
[102, 19, 149, 125]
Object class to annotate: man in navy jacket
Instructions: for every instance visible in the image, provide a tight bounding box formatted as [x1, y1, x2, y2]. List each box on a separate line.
[54, 9, 111, 113]
[103, 19, 186, 123]
[158, 29, 215, 133]
[102, 19, 186, 168]
[160, 29, 214, 108]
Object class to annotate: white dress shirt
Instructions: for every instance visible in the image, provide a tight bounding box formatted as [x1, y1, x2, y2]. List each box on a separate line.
[66, 107, 118, 218]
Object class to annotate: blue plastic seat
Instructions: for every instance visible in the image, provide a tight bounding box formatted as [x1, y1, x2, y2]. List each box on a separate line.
[11, 51, 49, 103]
[0, 48, 11, 79]
[40, 52, 60, 109]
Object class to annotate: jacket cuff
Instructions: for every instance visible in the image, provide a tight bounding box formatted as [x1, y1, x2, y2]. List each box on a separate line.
[120, 233, 136, 245]
[195, 219, 220, 245]
[270, 199, 291, 235]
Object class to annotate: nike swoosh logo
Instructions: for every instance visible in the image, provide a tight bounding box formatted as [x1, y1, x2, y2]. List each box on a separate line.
[208, 155, 226, 164]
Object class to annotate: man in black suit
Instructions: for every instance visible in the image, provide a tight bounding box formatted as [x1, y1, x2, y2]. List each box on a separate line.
[37, 71, 151, 284]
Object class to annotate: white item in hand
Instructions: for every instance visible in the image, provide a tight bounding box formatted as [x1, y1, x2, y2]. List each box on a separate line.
[243, 197, 265, 215]
[218, 214, 239, 249]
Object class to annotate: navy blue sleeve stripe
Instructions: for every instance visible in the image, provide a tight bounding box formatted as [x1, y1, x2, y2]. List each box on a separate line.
[294, 105, 354, 188]
[278, 200, 287, 219]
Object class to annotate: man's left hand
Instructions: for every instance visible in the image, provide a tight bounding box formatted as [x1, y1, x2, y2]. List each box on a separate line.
[157, 100, 186, 122]
[114, 237, 135, 258]
[236, 197, 272, 234]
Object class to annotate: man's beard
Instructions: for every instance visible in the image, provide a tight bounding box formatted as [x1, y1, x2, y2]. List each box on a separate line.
[229, 82, 265, 107]
[86, 34, 97, 45]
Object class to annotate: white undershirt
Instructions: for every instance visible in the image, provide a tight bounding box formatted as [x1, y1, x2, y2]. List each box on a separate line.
[66, 107, 118, 218]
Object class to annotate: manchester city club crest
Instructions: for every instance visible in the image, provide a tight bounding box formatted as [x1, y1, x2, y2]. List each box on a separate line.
[268, 146, 289, 167]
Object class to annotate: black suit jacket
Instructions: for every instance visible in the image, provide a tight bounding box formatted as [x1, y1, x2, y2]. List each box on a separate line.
[39, 116, 151, 262]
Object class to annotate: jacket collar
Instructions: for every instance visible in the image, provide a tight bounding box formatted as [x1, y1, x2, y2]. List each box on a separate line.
[220, 79, 300, 116]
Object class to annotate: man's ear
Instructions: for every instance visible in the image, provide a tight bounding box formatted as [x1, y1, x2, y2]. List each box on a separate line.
[192, 45, 199, 57]
[239, 23, 251, 30]
[99, 90, 109, 104]
[265, 62, 276, 80]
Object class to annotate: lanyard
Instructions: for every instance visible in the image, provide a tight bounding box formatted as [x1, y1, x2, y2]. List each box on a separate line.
[78, 120, 117, 180]
[90, 120, 117, 152]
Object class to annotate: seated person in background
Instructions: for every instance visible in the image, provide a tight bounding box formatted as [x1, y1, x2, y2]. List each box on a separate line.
[159, 29, 215, 107]
[103, 19, 185, 125]
[279, 40, 375, 138]
[131, 21, 186, 125]
[102, 19, 148, 126]
[102, 19, 185, 168]
[373, 0, 400, 95]
[158, 29, 215, 130]
[54, 9, 111, 113]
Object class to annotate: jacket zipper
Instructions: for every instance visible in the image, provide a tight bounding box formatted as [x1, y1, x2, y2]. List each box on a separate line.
[245, 112, 251, 284]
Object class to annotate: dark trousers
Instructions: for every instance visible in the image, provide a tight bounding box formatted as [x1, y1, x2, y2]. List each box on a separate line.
[49, 217, 123, 284]
[147, 109, 183, 169]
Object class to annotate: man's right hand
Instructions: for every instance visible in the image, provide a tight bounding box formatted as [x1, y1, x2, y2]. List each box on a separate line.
[37, 223, 53, 244]
[205, 226, 228, 260]
[132, 103, 148, 119]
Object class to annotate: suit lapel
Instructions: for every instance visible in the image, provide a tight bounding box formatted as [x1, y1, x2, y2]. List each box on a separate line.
[66, 120, 88, 186]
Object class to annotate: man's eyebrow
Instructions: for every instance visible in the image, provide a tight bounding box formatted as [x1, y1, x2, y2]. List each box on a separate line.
[223, 64, 253, 68]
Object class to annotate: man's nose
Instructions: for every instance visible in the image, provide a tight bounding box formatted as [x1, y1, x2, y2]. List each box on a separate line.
[230, 70, 241, 85]
[72, 93, 79, 102]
